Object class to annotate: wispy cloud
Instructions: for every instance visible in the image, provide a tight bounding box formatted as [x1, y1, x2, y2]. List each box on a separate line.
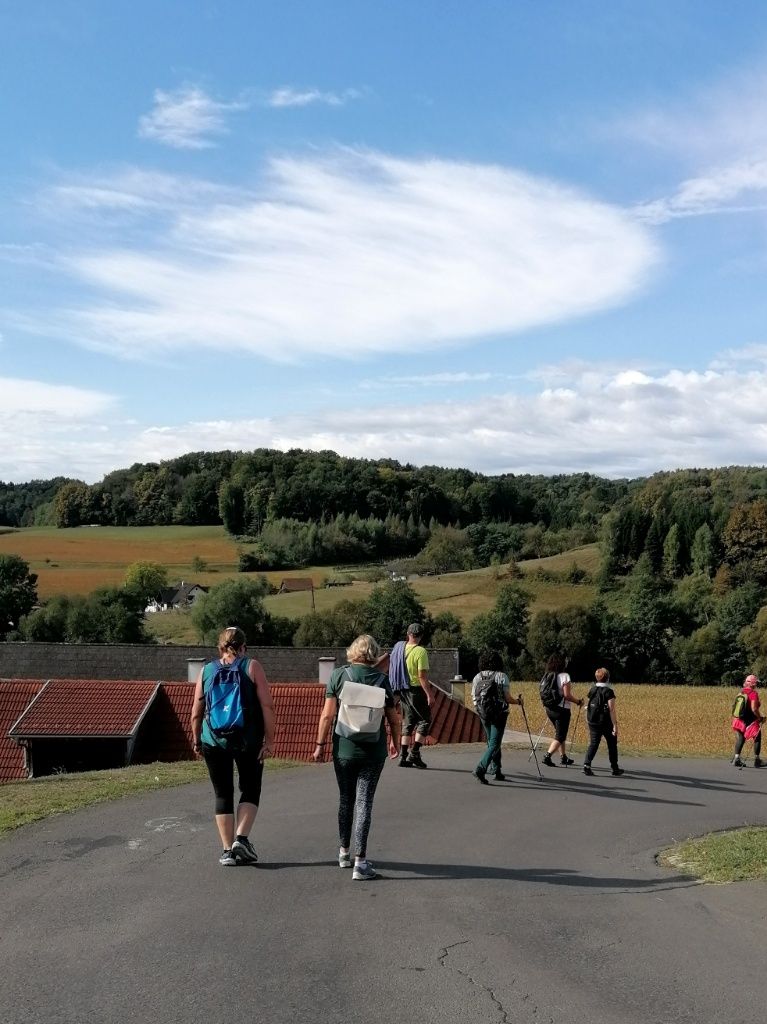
[7, 354, 767, 483]
[35, 150, 657, 362]
[267, 86, 362, 108]
[360, 372, 499, 390]
[635, 157, 767, 223]
[138, 85, 246, 149]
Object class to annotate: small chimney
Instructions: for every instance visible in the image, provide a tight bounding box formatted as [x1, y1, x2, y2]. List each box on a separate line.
[318, 656, 336, 687]
[187, 658, 206, 682]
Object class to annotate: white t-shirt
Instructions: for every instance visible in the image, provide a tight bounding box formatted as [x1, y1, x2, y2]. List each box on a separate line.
[556, 671, 573, 708]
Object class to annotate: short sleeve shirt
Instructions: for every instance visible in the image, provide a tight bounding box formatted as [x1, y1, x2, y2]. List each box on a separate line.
[327, 663, 393, 762]
[556, 671, 573, 708]
[405, 643, 429, 688]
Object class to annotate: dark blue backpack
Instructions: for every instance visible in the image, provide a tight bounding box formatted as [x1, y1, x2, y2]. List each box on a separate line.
[205, 657, 250, 739]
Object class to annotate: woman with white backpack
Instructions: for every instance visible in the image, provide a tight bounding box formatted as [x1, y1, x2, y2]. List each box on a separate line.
[312, 634, 400, 880]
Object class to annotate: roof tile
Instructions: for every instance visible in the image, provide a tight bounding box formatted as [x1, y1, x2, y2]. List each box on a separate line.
[0, 681, 45, 781]
[9, 680, 159, 738]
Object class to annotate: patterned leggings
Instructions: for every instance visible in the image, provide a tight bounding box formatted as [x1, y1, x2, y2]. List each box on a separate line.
[333, 758, 385, 857]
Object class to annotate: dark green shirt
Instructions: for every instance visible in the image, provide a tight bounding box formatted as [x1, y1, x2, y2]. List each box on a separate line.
[326, 663, 394, 762]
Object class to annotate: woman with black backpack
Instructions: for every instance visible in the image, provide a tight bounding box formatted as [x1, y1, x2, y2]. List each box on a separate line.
[540, 653, 583, 767]
[582, 667, 623, 777]
[471, 651, 524, 784]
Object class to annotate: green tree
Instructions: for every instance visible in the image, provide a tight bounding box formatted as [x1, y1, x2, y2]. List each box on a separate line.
[191, 576, 280, 645]
[740, 606, 767, 681]
[465, 583, 530, 669]
[415, 526, 474, 574]
[219, 481, 246, 536]
[690, 523, 715, 577]
[293, 599, 370, 647]
[671, 623, 724, 685]
[526, 605, 598, 680]
[17, 595, 70, 642]
[23, 588, 149, 643]
[723, 499, 767, 584]
[662, 524, 682, 579]
[53, 482, 90, 528]
[0, 554, 38, 637]
[124, 561, 169, 600]
[363, 580, 430, 647]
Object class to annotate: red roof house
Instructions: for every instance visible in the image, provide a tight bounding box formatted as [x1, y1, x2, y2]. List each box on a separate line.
[0, 680, 45, 782]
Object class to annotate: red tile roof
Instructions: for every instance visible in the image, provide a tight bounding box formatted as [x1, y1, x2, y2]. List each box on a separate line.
[272, 683, 329, 762]
[430, 687, 484, 744]
[0, 680, 44, 782]
[134, 683, 196, 764]
[9, 680, 160, 738]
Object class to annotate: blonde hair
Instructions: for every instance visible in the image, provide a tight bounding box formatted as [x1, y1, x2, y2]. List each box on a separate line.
[218, 626, 246, 656]
[595, 667, 610, 683]
[346, 634, 380, 665]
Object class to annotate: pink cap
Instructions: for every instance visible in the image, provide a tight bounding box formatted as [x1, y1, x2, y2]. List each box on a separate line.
[745, 674, 759, 687]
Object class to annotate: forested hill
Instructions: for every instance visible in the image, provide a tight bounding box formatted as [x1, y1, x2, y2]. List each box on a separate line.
[0, 449, 630, 535]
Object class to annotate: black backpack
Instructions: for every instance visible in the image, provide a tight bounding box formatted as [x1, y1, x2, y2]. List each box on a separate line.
[474, 672, 505, 719]
[586, 685, 610, 726]
[539, 671, 561, 710]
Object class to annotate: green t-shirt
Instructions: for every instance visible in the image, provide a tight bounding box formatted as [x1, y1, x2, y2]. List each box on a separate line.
[327, 663, 393, 762]
[405, 643, 429, 688]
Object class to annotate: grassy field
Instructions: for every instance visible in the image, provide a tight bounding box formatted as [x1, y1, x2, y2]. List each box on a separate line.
[0, 757, 299, 837]
[660, 828, 767, 883]
[494, 682, 738, 759]
[0, 524, 601, 640]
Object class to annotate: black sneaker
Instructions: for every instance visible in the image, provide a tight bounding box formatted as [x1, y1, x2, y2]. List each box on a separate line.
[541, 754, 555, 767]
[493, 771, 506, 781]
[611, 767, 624, 777]
[398, 757, 413, 768]
[219, 849, 237, 866]
[583, 764, 594, 776]
[408, 752, 428, 769]
[732, 756, 746, 768]
[755, 757, 764, 768]
[231, 837, 258, 865]
[560, 756, 575, 766]
[473, 768, 489, 785]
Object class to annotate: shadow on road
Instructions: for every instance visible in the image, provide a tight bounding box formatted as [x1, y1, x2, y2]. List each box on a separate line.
[257, 857, 696, 893]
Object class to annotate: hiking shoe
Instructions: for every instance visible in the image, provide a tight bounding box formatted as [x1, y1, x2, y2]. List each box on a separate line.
[473, 768, 489, 785]
[493, 771, 506, 782]
[754, 757, 764, 768]
[541, 754, 555, 767]
[732, 756, 746, 768]
[583, 764, 594, 776]
[219, 849, 237, 866]
[352, 860, 378, 881]
[339, 851, 352, 869]
[231, 837, 258, 865]
[560, 756, 575, 766]
[611, 767, 625, 777]
[408, 752, 428, 769]
[398, 757, 413, 768]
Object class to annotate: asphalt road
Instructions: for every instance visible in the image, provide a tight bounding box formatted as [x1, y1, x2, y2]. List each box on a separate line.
[1, 746, 766, 1024]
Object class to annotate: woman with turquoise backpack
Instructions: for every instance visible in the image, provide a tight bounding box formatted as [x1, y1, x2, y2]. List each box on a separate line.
[191, 625, 275, 866]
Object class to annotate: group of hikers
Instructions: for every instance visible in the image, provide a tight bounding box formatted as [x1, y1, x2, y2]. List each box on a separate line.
[190, 624, 765, 878]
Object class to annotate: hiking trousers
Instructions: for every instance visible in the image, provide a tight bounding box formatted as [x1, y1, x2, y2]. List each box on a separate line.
[333, 757, 385, 858]
[584, 723, 619, 769]
[478, 714, 508, 774]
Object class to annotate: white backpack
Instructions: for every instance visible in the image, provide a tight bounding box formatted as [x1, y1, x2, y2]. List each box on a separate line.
[335, 668, 386, 742]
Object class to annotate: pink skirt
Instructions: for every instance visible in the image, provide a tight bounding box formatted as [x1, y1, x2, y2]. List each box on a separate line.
[732, 719, 761, 741]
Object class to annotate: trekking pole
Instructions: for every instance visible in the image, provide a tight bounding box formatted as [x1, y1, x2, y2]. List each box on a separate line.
[566, 704, 583, 768]
[527, 720, 548, 762]
[519, 699, 543, 782]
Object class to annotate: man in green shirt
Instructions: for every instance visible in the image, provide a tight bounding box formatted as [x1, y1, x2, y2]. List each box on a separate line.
[398, 622, 434, 768]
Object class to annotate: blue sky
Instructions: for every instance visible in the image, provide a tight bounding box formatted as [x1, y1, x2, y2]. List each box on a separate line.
[3, 0, 767, 482]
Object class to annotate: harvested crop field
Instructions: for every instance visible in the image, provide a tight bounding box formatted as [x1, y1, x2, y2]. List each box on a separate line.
[493, 682, 737, 759]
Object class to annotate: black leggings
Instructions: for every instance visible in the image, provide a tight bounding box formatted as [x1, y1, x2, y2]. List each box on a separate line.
[333, 758, 385, 858]
[734, 729, 761, 757]
[202, 742, 264, 815]
[546, 706, 571, 744]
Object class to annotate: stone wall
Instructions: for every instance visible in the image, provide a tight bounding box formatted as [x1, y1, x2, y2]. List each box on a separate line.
[0, 643, 460, 685]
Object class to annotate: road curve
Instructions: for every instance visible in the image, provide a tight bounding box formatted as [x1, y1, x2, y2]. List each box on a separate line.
[1, 746, 765, 1024]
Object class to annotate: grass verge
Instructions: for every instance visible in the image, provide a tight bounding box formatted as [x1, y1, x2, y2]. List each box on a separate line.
[0, 758, 299, 838]
[659, 827, 767, 883]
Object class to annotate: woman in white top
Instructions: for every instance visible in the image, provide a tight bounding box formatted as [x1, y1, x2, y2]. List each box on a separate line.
[541, 653, 583, 767]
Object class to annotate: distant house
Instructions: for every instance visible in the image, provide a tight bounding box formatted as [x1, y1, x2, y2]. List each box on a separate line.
[146, 581, 208, 614]
[278, 578, 314, 594]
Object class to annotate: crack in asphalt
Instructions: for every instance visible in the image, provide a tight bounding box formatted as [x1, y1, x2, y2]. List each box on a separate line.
[437, 939, 523, 1024]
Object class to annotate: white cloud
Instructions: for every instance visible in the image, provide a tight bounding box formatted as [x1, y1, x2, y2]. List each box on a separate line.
[43, 150, 656, 362]
[137, 86, 246, 149]
[635, 157, 767, 223]
[5, 357, 767, 483]
[267, 86, 361, 108]
[360, 371, 498, 390]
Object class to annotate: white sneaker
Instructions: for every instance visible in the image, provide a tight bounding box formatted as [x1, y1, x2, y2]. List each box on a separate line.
[339, 851, 352, 868]
[352, 860, 377, 881]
